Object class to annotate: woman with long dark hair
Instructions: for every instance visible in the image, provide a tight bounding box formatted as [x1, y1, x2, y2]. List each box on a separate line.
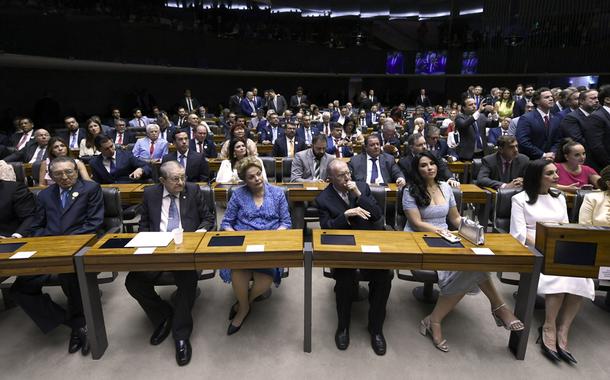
[215, 138, 267, 183]
[78, 118, 102, 157]
[403, 152, 523, 353]
[554, 138, 600, 193]
[510, 159, 594, 364]
[495, 87, 515, 118]
[40, 137, 91, 185]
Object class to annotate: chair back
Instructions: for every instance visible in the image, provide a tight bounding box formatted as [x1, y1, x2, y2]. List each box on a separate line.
[281, 157, 293, 182]
[31, 160, 42, 185]
[570, 189, 595, 223]
[259, 156, 276, 183]
[470, 158, 482, 184]
[369, 185, 388, 229]
[100, 186, 123, 235]
[199, 185, 217, 231]
[494, 188, 522, 233]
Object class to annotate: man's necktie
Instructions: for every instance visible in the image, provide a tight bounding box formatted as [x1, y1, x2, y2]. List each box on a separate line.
[187, 98, 193, 112]
[117, 133, 123, 145]
[167, 195, 179, 232]
[502, 130, 508, 136]
[249, 101, 255, 112]
[109, 158, 116, 173]
[543, 115, 549, 129]
[474, 121, 482, 149]
[274, 98, 278, 110]
[70, 133, 78, 148]
[61, 189, 70, 209]
[272, 127, 278, 143]
[138, 119, 144, 128]
[313, 159, 321, 180]
[334, 140, 341, 158]
[305, 129, 312, 145]
[34, 147, 45, 162]
[370, 157, 379, 184]
[179, 154, 186, 168]
[17, 134, 28, 150]
[149, 142, 155, 156]
[198, 142, 203, 154]
[503, 161, 511, 182]
[288, 139, 294, 157]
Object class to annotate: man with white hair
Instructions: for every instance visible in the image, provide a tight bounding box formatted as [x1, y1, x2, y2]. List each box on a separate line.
[132, 124, 169, 162]
[377, 120, 401, 157]
[240, 91, 258, 117]
[320, 112, 332, 135]
[4, 128, 50, 163]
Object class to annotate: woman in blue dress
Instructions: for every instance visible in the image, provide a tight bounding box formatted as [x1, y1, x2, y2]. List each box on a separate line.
[403, 152, 523, 352]
[220, 156, 292, 335]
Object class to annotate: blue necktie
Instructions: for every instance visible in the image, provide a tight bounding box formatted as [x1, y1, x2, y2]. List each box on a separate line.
[167, 195, 179, 232]
[61, 190, 70, 209]
[370, 158, 379, 184]
[110, 158, 116, 173]
[474, 121, 482, 149]
[179, 154, 186, 168]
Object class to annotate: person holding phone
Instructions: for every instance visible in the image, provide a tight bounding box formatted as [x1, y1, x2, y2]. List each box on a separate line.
[554, 138, 600, 193]
[454, 97, 499, 160]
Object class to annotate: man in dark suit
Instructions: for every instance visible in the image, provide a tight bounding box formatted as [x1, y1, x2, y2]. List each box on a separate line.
[415, 89, 432, 108]
[516, 87, 562, 160]
[296, 114, 320, 147]
[107, 118, 137, 147]
[10, 117, 36, 151]
[272, 122, 306, 158]
[355, 109, 369, 130]
[125, 161, 215, 366]
[559, 89, 598, 145]
[349, 134, 406, 187]
[315, 159, 392, 355]
[163, 130, 209, 182]
[455, 97, 499, 160]
[289, 86, 309, 111]
[476, 135, 529, 190]
[583, 84, 610, 172]
[251, 87, 263, 109]
[512, 84, 535, 117]
[399, 133, 458, 186]
[555, 89, 580, 123]
[4, 128, 50, 163]
[0, 179, 35, 238]
[258, 113, 284, 145]
[106, 108, 122, 129]
[326, 123, 353, 158]
[172, 107, 188, 128]
[178, 89, 200, 113]
[189, 125, 217, 158]
[58, 116, 86, 150]
[368, 89, 378, 105]
[240, 91, 258, 117]
[366, 105, 381, 130]
[426, 126, 458, 160]
[487, 117, 513, 146]
[89, 135, 150, 184]
[10, 156, 103, 356]
[266, 89, 287, 115]
[228, 88, 244, 115]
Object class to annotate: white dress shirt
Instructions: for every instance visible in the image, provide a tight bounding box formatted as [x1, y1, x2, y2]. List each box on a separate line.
[365, 153, 385, 184]
[103, 153, 117, 173]
[160, 188, 182, 232]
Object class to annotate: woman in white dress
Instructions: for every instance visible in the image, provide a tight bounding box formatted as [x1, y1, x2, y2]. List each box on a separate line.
[78, 118, 102, 157]
[216, 138, 267, 184]
[510, 159, 595, 364]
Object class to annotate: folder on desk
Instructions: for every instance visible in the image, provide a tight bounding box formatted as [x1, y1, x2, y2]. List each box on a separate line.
[100, 238, 133, 249]
[125, 232, 174, 248]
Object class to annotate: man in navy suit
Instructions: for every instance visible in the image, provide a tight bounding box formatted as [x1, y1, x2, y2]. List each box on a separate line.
[58, 116, 86, 150]
[315, 159, 391, 355]
[487, 117, 512, 146]
[258, 113, 284, 145]
[366, 105, 381, 130]
[89, 135, 150, 183]
[583, 84, 610, 172]
[516, 87, 562, 160]
[349, 134, 406, 187]
[326, 123, 353, 158]
[296, 115, 320, 147]
[512, 84, 535, 117]
[107, 118, 137, 147]
[240, 91, 258, 117]
[272, 122, 306, 157]
[555, 89, 580, 123]
[415, 88, 432, 108]
[178, 89, 200, 113]
[125, 161, 215, 366]
[228, 88, 244, 115]
[426, 126, 458, 160]
[163, 130, 209, 182]
[266, 89, 287, 115]
[10, 156, 103, 356]
[4, 128, 50, 163]
[188, 125, 217, 158]
[251, 87, 263, 109]
[559, 89, 598, 145]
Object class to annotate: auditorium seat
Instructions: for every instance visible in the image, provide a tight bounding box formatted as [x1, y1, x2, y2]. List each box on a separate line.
[280, 157, 293, 182]
[570, 189, 594, 223]
[493, 187, 522, 286]
[259, 156, 276, 183]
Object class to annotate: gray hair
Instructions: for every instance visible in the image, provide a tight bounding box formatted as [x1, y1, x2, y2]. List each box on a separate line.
[49, 156, 77, 173]
[146, 123, 160, 133]
[159, 160, 183, 179]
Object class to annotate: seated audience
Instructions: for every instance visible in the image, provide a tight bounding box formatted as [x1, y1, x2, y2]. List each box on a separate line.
[579, 166, 610, 226]
[39, 137, 91, 186]
[403, 152, 523, 353]
[108, 118, 137, 147]
[510, 159, 594, 363]
[326, 123, 353, 158]
[219, 123, 258, 159]
[132, 124, 169, 163]
[190, 124, 217, 158]
[431, 105, 448, 119]
[4, 128, 50, 164]
[378, 120, 401, 157]
[399, 134, 459, 187]
[79, 118, 103, 157]
[89, 135, 150, 183]
[554, 138, 600, 193]
[216, 138, 267, 183]
[426, 126, 457, 160]
[290, 135, 335, 182]
[476, 135, 528, 190]
[11, 117, 35, 151]
[59, 116, 86, 150]
[219, 157, 291, 335]
[162, 130, 209, 183]
[272, 122, 306, 158]
[349, 134, 405, 187]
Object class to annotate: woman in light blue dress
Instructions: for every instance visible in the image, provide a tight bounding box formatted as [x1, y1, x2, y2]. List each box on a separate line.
[403, 152, 523, 352]
[220, 156, 292, 335]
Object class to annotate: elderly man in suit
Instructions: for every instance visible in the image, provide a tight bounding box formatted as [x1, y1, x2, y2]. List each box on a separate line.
[240, 91, 258, 117]
[59, 116, 86, 150]
[10, 156, 103, 356]
[559, 89, 598, 145]
[349, 134, 406, 187]
[0, 178, 35, 238]
[476, 135, 529, 190]
[189, 124, 217, 158]
[162, 130, 209, 182]
[290, 134, 334, 182]
[108, 118, 137, 147]
[132, 124, 169, 163]
[272, 122, 306, 158]
[125, 161, 215, 366]
[4, 128, 50, 163]
[455, 97, 499, 160]
[90, 135, 150, 183]
[315, 159, 392, 355]
[516, 87, 562, 160]
[583, 84, 610, 172]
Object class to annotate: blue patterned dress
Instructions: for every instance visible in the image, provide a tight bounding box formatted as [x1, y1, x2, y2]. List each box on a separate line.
[219, 183, 292, 285]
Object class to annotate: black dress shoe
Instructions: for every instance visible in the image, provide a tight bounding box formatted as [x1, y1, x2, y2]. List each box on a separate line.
[68, 327, 90, 355]
[175, 339, 192, 366]
[334, 328, 349, 350]
[370, 332, 387, 356]
[557, 345, 577, 364]
[150, 317, 173, 346]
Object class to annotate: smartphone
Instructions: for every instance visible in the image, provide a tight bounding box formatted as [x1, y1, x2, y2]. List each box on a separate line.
[581, 184, 593, 190]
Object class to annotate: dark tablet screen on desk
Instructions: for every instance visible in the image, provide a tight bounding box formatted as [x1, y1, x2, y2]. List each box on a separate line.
[554, 241, 597, 266]
[208, 236, 245, 247]
[423, 237, 464, 248]
[321, 234, 356, 245]
[100, 238, 132, 249]
[0, 242, 26, 253]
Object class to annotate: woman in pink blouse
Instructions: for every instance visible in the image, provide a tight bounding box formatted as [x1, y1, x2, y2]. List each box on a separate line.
[554, 138, 600, 193]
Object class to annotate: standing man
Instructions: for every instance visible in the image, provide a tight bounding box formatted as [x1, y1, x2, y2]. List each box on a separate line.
[240, 91, 258, 117]
[348, 134, 406, 187]
[266, 89, 287, 115]
[416, 89, 432, 108]
[516, 87, 562, 160]
[163, 130, 209, 182]
[559, 89, 598, 145]
[512, 84, 535, 117]
[316, 159, 392, 355]
[10, 156, 103, 356]
[179, 89, 200, 113]
[583, 84, 610, 172]
[228, 88, 244, 115]
[455, 97, 499, 160]
[125, 161, 215, 366]
[289, 86, 309, 111]
[290, 135, 334, 182]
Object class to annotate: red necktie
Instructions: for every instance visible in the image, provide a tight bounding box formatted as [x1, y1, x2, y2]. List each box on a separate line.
[149, 142, 154, 156]
[334, 139, 341, 158]
[17, 134, 28, 150]
[117, 133, 123, 145]
[543, 115, 549, 129]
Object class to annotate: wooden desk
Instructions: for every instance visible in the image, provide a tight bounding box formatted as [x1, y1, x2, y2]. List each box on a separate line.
[74, 232, 206, 360]
[0, 235, 95, 277]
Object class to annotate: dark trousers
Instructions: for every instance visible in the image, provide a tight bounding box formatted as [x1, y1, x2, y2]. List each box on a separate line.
[333, 268, 392, 334]
[10, 273, 85, 333]
[125, 270, 198, 341]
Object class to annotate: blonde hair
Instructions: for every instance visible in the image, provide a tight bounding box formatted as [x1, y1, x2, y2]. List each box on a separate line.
[236, 156, 263, 181]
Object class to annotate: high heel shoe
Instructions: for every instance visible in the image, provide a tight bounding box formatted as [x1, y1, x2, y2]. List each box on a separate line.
[419, 317, 449, 352]
[228, 301, 238, 320]
[536, 326, 561, 362]
[491, 303, 524, 331]
[227, 308, 250, 336]
[556, 344, 577, 364]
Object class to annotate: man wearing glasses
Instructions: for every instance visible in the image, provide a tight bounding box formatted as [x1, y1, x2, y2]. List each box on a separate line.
[10, 156, 104, 356]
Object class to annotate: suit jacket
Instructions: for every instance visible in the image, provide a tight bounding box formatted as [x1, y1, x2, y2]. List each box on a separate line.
[316, 182, 383, 230]
[228, 95, 242, 114]
[272, 136, 307, 157]
[107, 129, 137, 146]
[240, 98, 258, 116]
[90, 149, 151, 184]
[487, 127, 511, 146]
[558, 108, 587, 145]
[583, 106, 610, 172]
[512, 97, 531, 117]
[295, 125, 320, 145]
[258, 124, 285, 143]
[366, 112, 380, 127]
[57, 128, 86, 149]
[10, 131, 34, 149]
[139, 182, 215, 233]
[398, 153, 453, 183]
[158, 126, 176, 144]
[267, 95, 287, 115]
[189, 138, 217, 158]
[348, 152, 404, 184]
[326, 136, 353, 158]
[455, 112, 498, 160]
[290, 149, 334, 182]
[515, 110, 561, 159]
[551, 103, 562, 115]
[178, 97, 201, 112]
[0, 180, 36, 237]
[128, 116, 152, 128]
[557, 107, 573, 122]
[475, 153, 529, 189]
[429, 139, 457, 159]
[415, 95, 432, 108]
[30, 179, 104, 236]
[3, 142, 48, 163]
[289, 94, 309, 109]
[162, 150, 209, 183]
[173, 116, 187, 128]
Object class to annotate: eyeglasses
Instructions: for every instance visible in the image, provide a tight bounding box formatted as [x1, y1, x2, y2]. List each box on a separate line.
[51, 169, 76, 178]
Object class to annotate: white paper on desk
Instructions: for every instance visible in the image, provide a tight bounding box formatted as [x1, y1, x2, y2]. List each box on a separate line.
[10, 251, 36, 259]
[246, 245, 265, 252]
[361, 245, 381, 253]
[305, 187, 318, 190]
[472, 248, 495, 255]
[125, 232, 173, 248]
[134, 247, 156, 255]
[598, 267, 610, 280]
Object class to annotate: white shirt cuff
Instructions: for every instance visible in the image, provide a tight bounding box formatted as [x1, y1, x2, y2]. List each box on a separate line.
[11, 233, 23, 238]
[473, 111, 480, 120]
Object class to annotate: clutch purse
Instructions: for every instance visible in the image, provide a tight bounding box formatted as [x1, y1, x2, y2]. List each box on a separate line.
[458, 217, 485, 245]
